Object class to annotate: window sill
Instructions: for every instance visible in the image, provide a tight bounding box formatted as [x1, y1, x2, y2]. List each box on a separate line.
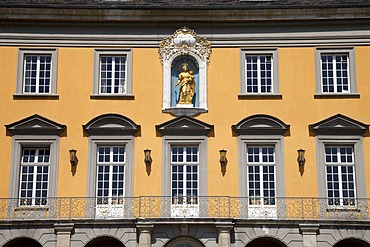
[163, 107, 208, 117]
[90, 94, 135, 100]
[314, 93, 360, 99]
[238, 94, 282, 100]
[326, 207, 360, 212]
[15, 206, 49, 212]
[13, 94, 59, 100]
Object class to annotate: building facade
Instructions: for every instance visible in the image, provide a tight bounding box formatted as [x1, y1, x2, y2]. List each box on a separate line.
[1, 1, 370, 246]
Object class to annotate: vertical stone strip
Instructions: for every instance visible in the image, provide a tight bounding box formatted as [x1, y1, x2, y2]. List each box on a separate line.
[299, 224, 319, 247]
[216, 223, 234, 247]
[137, 223, 154, 247]
[54, 223, 74, 247]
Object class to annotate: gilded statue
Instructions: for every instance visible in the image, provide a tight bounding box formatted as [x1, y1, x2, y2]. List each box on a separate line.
[175, 63, 195, 105]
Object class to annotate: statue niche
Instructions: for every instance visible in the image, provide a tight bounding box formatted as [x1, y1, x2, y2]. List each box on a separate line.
[171, 56, 199, 107]
[159, 27, 211, 116]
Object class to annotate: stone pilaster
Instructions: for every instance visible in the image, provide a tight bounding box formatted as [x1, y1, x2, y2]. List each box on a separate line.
[299, 224, 319, 247]
[137, 223, 154, 247]
[54, 223, 74, 247]
[216, 223, 234, 247]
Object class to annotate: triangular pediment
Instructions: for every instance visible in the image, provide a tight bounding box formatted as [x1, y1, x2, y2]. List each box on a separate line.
[6, 114, 66, 136]
[309, 114, 368, 135]
[83, 114, 140, 136]
[156, 116, 213, 136]
[232, 114, 289, 135]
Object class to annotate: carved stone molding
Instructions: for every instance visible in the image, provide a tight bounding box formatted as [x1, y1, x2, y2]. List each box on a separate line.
[159, 27, 211, 66]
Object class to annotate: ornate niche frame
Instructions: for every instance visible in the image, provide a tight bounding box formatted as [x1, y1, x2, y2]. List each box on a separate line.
[159, 27, 211, 117]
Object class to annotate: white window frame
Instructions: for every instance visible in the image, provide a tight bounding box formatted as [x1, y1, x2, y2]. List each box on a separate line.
[246, 146, 276, 206]
[324, 145, 356, 207]
[240, 49, 279, 96]
[239, 136, 285, 219]
[315, 48, 357, 95]
[16, 49, 58, 96]
[316, 136, 366, 208]
[9, 137, 59, 208]
[87, 136, 134, 218]
[92, 50, 133, 97]
[162, 137, 207, 218]
[19, 147, 51, 207]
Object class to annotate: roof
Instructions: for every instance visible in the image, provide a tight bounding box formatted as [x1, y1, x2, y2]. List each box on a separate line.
[1, 0, 370, 10]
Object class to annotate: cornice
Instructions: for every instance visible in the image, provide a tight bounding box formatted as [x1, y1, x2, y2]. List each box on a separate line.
[1, 7, 370, 23]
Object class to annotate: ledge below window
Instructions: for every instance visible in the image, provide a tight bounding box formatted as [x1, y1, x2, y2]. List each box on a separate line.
[15, 206, 49, 212]
[238, 94, 282, 100]
[163, 107, 208, 117]
[13, 94, 59, 100]
[326, 208, 361, 212]
[314, 93, 360, 99]
[90, 94, 135, 100]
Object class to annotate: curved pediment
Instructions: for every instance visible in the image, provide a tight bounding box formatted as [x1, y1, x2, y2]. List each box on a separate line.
[83, 114, 140, 136]
[156, 116, 213, 136]
[309, 114, 368, 135]
[232, 114, 289, 135]
[5, 114, 66, 136]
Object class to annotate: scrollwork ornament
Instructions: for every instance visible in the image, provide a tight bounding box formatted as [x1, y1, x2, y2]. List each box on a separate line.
[159, 27, 211, 65]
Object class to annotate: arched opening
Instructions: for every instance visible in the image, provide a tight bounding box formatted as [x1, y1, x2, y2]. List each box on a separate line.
[85, 236, 125, 247]
[333, 238, 370, 247]
[165, 236, 204, 247]
[246, 237, 287, 247]
[4, 237, 42, 247]
[171, 55, 199, 107]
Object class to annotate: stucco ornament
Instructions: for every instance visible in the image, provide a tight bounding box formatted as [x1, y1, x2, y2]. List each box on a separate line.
[159, 27, 211, 65]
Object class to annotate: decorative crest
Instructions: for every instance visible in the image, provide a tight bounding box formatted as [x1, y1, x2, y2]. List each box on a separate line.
[159, 27, 211, 65]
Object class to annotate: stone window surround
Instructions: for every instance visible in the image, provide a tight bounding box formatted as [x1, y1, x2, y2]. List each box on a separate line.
[86, 136, 134, 199]
[15, 48, 58, 96]
[315, 135, 366, 200]
[314, 47, 358, 97]
[238, 135, 286, 200]
[239, 49, 280, 96]
[9, 136, 60, 201]
[92, 49, 133, 98]
[162, 136, 208, 198]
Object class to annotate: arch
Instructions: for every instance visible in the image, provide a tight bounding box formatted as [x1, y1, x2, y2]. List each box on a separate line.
[85, 236, 125, 247]
[333, 238, 370, 247]
[3, 237, 42, 247]
[246, 237, 287, 247]
[232, 114, 289, 136]
[165, 236, 205, 247]
[83, 113, 140, 136]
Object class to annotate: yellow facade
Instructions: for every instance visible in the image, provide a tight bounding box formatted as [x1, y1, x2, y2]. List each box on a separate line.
[1, 46, 370, 200]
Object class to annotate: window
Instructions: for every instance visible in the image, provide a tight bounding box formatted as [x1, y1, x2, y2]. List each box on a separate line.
[93, 50, 133, 97]
[16, 49, 58, 95]
[19, 148, 50, 206]
[325, 146, 356, 206]
[247, 146, 276, 206]
[157, 116, 212, 218]
[315, 48, 357, 95]
[96, 146, 125, 206]
[233, 114, 288, 218]
[310, 114, 367, 212]
[6, 114, 64, 210]
[88, 138, 133, 218]
[240, 50, 279, 95]
[84, 114, 140, 218]
[171, 146, 199, 205]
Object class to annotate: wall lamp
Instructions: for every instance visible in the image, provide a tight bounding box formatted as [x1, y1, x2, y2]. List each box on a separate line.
[69, 149, 77, 166]
[219, 149, 228, 166]
[144, 149, 152, 166]
[297, 149, 305, 166]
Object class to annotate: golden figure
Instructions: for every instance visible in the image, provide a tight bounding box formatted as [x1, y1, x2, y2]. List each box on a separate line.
[175, 63, 195, 105]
